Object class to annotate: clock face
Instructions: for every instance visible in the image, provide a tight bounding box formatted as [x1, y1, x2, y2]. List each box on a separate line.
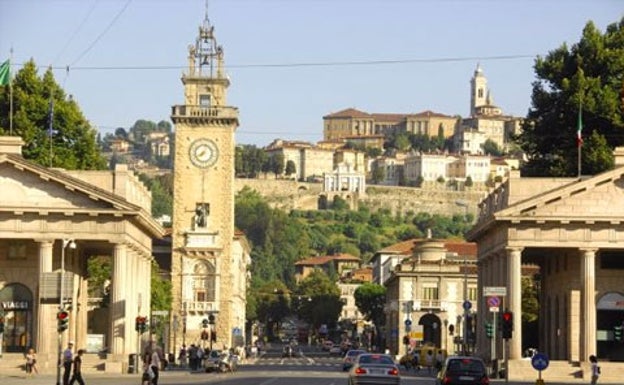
[189, 138, 219, 168]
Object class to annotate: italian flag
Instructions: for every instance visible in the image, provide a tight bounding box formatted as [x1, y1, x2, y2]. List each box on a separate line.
[577, 106, 583, 147]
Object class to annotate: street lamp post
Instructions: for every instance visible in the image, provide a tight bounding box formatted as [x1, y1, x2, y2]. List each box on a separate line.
[56, 239, 75, 385]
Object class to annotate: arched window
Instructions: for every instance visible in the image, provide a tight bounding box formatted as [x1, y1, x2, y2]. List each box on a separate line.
[192, 261, 216, 302]
[0, 283, 34, 352]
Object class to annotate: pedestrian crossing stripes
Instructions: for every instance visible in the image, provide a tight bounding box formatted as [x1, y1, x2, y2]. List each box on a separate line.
[253, 357, 343, 368]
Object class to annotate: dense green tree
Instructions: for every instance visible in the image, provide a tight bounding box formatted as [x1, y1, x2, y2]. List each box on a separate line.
[296, 271, 343, 331]
[86, 256, 111, 305]
[285, 160, 296, 178]
[151, 260, 172, 311]
[354, 283, 386, 347]
[0, 60, 106, 169]
[482, 139, 503, 156]
[518, 18, 624, 176]
[271, 153, 285, 177]
[253, 280, 290, 341]
[371, 163, 385, 184]
[139, 173, 173, 218]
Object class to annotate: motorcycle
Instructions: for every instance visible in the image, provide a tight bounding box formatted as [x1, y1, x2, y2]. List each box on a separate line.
[217, 352, 238, 373]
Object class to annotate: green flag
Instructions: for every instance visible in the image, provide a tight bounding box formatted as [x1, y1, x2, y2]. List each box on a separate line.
[0, 59, 10, 86]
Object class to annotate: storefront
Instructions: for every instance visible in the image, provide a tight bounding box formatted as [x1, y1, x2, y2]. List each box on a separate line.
[0, 283, 33, 353]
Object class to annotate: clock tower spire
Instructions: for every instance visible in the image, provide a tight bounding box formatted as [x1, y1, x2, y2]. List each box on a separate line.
[170, 7, 240, 352]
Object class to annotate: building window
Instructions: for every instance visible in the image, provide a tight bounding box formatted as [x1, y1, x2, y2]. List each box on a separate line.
[199, 94, 211, 108]
[193, 261, 216, 302]
[468, 287, 478, 301]
[422, 286, 439, 300]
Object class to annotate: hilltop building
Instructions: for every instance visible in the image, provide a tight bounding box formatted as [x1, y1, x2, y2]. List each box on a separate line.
[323, 108, 457, 142]
[455, 64, 523, 153]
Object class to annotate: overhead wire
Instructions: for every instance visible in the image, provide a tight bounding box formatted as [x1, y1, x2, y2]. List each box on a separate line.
[52, 0, 99, 66]
[70, 0, 133, 67]
[40, 53, 535, 72]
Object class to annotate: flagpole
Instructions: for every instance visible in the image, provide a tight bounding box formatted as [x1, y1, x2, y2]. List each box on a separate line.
[9, 48, 13, 135]
[577, 98, 582, 179]
[577, 140, 581, 179]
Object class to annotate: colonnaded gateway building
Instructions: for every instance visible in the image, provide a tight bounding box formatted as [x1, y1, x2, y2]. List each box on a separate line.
[0, 136, 163, 372]
[467, 147, 624, 382]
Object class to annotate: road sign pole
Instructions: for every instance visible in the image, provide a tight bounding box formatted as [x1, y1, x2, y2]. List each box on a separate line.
[491, 313, 497, 377]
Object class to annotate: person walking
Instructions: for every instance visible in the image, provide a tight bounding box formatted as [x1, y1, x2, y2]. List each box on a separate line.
[69, 349, 85, 385]
[425, 350, 434, 375]
[150, 345, 163, 385]
[177, 344, 187, 368]
[62, 341, 74, 385]
[589, 355, 600, 385]
[25, 348, 39, 376]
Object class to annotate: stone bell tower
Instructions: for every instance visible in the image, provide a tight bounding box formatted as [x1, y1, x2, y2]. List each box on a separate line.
[170, 8, 239, 351]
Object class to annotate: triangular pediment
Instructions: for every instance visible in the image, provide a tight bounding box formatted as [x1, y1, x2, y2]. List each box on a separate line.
[0, 155, 139, 214]
[496, 167, 624, 222]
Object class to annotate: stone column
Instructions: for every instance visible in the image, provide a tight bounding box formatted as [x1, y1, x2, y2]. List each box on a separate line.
[36, 240, 54, 359]
[506, 247, 523, 359]
[580, 248, 597, 361]
[110, 243, 127, 359]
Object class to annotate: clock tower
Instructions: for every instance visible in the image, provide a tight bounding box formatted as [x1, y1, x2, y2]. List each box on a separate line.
[170, 11, 240, 350]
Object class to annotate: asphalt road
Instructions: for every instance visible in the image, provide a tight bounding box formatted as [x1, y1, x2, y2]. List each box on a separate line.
[0, 347, 607, 385]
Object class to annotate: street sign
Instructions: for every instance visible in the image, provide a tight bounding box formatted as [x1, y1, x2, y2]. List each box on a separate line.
[531, 353, 549, 371]
[463, 300, 472, 310]
[152, 310, 169, 316]
[489, 306, 500, 313]
[483, 286, 507, 296]
[404, 319, 412, 326]
[487, 296, 500, 307]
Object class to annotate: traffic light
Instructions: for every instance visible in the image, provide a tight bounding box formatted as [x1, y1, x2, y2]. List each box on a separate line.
[210, 330, 217, 342]
[501, 311, 513, 339]
[485, 322, 493, 338]
[57, 310, 70, 332]
[208, 314, 215, 325]
[202, 318, 209, 328]
[135, 316, 148, 334]
[0, 316, 4, 333]
[614, 325, 623, 342]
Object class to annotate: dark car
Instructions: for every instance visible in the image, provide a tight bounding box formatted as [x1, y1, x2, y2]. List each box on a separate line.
[436, 356, 489, 385]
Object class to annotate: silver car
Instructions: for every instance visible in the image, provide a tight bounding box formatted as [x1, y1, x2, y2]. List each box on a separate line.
[348, 353, 401, 385]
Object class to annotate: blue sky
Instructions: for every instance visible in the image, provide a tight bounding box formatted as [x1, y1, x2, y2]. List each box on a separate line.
[1, 0, 621, 146]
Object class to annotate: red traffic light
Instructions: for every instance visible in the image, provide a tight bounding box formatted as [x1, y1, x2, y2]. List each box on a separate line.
[58, 311, 69, 320]
[502, 312, 512, 322]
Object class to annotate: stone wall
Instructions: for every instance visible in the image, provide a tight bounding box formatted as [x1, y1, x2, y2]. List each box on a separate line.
[234, 178, 488, 217]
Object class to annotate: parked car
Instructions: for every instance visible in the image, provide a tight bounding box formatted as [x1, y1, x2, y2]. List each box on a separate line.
[203, 349, 223, 372]
[342, 349, 366, 371]
[329, 345, 343, 356]
[436, 356, 489, 385]
[348, 353, 400, 385]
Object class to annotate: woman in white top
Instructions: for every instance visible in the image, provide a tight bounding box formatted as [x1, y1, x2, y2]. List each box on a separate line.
[150, 349, 162, 385]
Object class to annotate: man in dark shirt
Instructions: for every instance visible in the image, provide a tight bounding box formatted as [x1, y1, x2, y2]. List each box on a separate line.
[69, 349, 85, 385]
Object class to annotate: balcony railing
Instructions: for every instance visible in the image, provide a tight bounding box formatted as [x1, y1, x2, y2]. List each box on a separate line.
[185, 301, 216, 314]
[171, 105, 238, 120]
